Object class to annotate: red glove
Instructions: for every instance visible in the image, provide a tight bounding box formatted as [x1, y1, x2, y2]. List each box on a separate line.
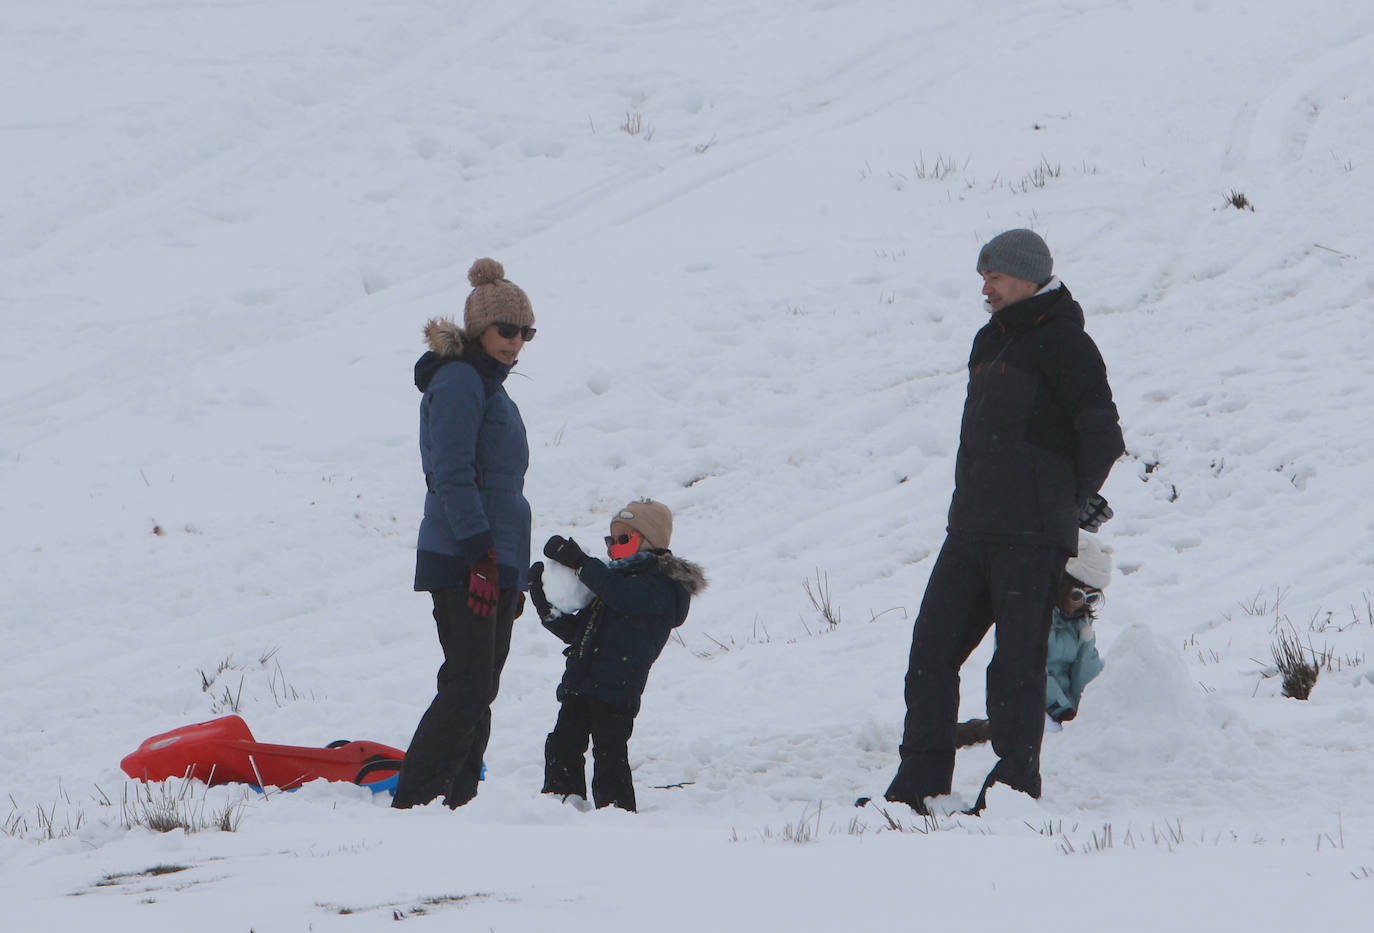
[468, 549, 499, 617]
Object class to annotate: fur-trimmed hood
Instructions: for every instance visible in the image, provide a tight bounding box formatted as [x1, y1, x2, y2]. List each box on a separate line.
[656, 552, 708, 597]
[414, 317, 512, 394]
[424, 317, 467, 357]
[607, 550, 708, 597]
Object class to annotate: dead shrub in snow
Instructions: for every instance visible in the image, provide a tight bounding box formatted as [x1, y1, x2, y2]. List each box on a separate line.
[1270, 627, 1323, 699]
[1224, 188, 1255, 211]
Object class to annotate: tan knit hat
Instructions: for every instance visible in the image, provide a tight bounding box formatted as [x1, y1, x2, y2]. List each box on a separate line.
[463, 258, 534, 338]
[611, 499, 673, 550]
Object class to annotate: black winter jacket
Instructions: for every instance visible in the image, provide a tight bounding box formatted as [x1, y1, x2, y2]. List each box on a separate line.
[946, 283, 1124, 554]
[544, 551, 707, 716]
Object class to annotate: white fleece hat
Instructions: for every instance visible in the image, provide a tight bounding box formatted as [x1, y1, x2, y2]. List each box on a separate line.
[1065, 532, 1112, 589]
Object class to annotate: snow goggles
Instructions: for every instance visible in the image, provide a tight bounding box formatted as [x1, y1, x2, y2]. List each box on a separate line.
[604, 532, 641, 560]
[1069, 588, 1105, 610]
[493, 322, 536, 341]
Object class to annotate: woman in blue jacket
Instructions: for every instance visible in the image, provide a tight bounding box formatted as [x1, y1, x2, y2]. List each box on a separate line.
[531, 500, 706, 812]
[392, 258, 537, 810]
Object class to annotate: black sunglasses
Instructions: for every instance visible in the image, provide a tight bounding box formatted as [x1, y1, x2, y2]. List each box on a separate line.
[493, 322, 536, 341]
[604, 533, 638, 547]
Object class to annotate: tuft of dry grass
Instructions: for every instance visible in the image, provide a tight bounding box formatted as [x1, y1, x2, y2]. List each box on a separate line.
[1271, 628, 1322, 699]
[1224, 188, 1255, 211]
[803, 569, 841, 630]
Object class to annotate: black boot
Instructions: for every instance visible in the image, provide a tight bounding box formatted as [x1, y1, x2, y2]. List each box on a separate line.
[955, 718, 991, 748]
[542, 751, 587, 800]
[882, 775, 932, 815]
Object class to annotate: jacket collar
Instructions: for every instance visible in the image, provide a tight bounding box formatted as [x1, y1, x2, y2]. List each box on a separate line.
[608, 550, 709, 596]
[991, 279, 1077, 332]
[461, 346, 513, 382]
[414, 345, 513, 392]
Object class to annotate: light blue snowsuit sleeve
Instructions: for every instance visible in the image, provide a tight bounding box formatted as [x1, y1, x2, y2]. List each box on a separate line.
[1045, 609, 1104, 721]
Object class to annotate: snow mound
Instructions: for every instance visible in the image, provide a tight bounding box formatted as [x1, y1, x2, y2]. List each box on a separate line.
[1068, 624, 1224, 775]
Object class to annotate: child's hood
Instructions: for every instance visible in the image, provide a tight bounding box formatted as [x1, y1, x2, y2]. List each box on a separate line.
[657, 552, 707, 597]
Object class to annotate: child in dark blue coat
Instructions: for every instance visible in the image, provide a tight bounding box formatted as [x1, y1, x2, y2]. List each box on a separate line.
[530, 499, 706, 811]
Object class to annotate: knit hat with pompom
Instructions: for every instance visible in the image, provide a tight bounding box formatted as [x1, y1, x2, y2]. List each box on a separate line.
[463, 258, 535, 338]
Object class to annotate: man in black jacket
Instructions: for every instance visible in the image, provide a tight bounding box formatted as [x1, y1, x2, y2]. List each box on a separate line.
[884, 229, 1124, 815]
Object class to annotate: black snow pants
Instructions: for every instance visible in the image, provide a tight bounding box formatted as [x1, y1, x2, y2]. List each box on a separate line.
[886, 535, 1063, 809]
[392, 587, 520, 809]
[542, 693, 637, 811]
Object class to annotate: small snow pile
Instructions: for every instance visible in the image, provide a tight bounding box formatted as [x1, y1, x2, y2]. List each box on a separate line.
[1072, 624, 1220, 772]
[978, 782, 1044, 823]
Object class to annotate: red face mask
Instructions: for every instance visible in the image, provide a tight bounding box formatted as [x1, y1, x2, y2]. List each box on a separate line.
[605, 532, 641, 560]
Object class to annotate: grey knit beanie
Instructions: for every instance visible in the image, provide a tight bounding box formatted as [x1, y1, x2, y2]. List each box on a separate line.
[463, 258, 534, 338]
[976, 229, 1053, 285]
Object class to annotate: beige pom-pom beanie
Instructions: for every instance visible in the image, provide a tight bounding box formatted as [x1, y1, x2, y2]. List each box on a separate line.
[463, 258, 534, 338]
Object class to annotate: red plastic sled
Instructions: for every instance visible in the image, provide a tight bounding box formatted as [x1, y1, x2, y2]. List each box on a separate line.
[120, 715, 404, 793]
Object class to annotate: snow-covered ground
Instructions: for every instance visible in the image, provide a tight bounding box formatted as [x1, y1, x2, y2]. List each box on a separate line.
[3, 1, 1373, 928]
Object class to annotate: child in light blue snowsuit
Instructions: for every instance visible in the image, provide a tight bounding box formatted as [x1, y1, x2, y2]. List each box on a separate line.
[956, 532, 1110, 746]
[1045, 532, 1110, 724]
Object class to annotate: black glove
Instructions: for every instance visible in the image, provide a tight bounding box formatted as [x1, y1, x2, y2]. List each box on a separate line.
[528, 561, 554, 622]
[1077, 493, 1114, 532]
[543, 534, 587, 571]
[542, 613, 583, 646]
